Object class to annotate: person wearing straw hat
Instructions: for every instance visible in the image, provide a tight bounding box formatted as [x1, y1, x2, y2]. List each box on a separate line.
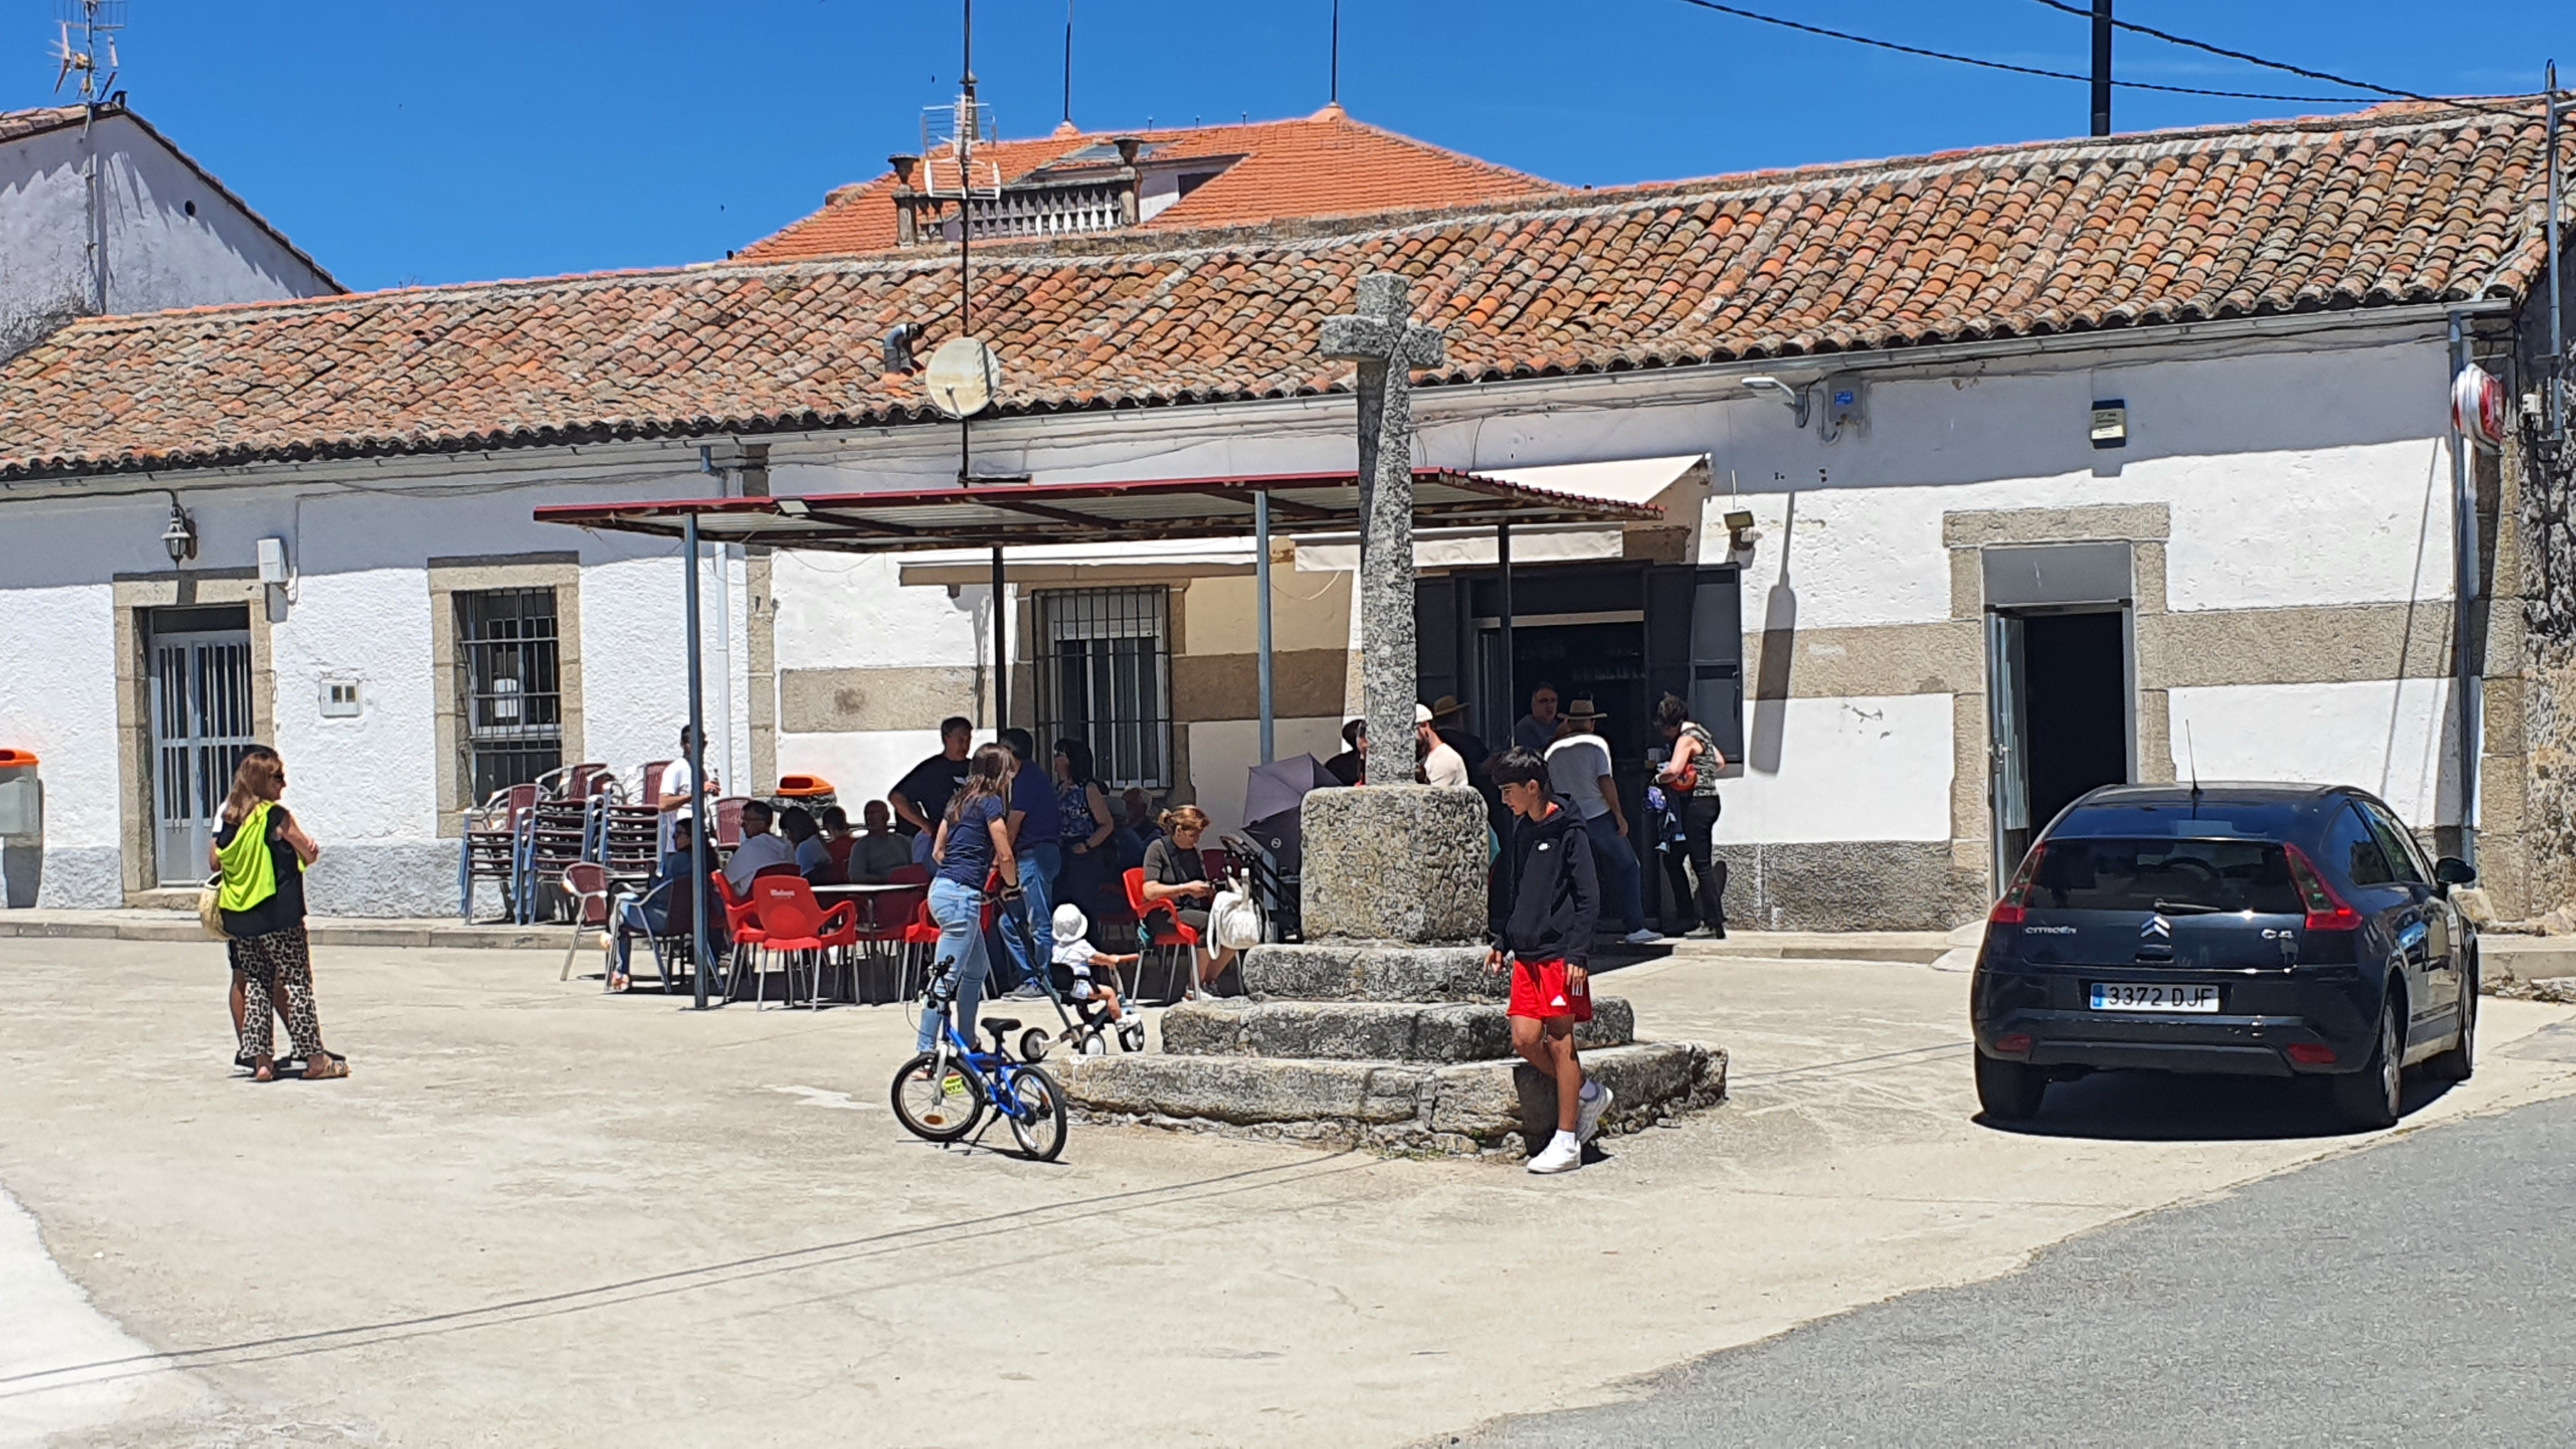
[1544, 699, 1660, 946]
[1414, 703, 1471, 789]
[1425, 693, 1499, 812]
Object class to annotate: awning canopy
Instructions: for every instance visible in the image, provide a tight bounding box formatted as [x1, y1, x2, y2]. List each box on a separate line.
[532, 468, 1662, 555]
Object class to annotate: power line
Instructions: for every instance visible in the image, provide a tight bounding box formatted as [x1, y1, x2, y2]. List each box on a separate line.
[1673, 0, 2366, 103]
[2026, 0, 2550, 119]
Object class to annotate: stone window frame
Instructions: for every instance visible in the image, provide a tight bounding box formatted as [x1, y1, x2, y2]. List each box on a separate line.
[429, 553, 585, 838]
[110, 569, 277, 900]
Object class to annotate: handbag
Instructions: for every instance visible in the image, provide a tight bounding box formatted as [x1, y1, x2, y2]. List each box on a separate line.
[197, 873, 229, 940]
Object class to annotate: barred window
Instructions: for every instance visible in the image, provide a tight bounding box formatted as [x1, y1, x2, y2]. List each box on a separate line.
[1036, 587, 1172, 790]
[454, 588, 562, 804]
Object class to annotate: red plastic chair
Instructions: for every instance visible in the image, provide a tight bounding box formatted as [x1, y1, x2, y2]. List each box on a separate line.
[712, 869, 767, 1002]
[558, 862, 613, 983]
[712, 796, 750, 850]
[852, 884, 927, 1004]
[750, 876, 857, 1009]
[639, 760, 673, 809]
[1123, 866, 1200, 1004]
[899, 898, 945, 1000]
[888, 862, 930, 885]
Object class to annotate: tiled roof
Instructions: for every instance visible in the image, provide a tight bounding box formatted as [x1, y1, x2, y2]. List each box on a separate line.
[737, 105, 1558, 261]
[0, 103, 89, 143]
[0, 103, 2557, 483]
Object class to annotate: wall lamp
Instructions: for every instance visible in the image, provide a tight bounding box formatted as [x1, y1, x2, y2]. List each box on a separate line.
[159, 499, 197, 564]
[1741, 375, 1809, 429]
[774, 497, 812, 518]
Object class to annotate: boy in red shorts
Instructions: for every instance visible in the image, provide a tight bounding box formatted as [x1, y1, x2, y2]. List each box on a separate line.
[1487, 747, 1611, 1174]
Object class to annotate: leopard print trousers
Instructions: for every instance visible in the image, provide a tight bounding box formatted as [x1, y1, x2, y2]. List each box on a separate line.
[232, 928, 325, 1062]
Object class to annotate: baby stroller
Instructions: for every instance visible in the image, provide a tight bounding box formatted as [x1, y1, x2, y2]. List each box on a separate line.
[1013, 903, 1149, 1062]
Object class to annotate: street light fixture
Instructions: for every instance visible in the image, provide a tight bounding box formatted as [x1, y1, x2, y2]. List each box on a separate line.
[1741, 375, 1810, 429]
[159, 500, 196, 564]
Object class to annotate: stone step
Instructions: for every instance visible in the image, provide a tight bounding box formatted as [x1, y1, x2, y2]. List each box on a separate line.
[1238, 942, 1505, 1003]
[1160, 996, 1634, 1062]
[1059, 1041, 1726, 1157]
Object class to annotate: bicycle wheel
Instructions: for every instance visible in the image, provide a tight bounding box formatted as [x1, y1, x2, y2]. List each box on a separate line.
[891, 1051, 986, 1142]
[1003, 1065, 1069, 1162]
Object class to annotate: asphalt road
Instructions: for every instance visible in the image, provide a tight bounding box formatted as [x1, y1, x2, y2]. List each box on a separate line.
[1464, 1027, 2576, 1448]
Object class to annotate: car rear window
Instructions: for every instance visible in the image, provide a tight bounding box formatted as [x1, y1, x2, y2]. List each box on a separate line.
[2051, 802, 2307, 839]
[2030, 838, 2303, 914]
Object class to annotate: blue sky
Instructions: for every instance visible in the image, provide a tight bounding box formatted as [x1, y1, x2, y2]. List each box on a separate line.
[8, 1, 2568, 291]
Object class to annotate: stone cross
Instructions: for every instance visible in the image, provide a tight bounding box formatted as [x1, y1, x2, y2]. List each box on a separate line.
[1321, 273, 1446, 787]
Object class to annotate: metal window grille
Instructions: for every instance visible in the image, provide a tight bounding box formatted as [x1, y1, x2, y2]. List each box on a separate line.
[1035, 587, 1172, 790]
[454, 588, 562, 804]
[148, 629, 256, 885]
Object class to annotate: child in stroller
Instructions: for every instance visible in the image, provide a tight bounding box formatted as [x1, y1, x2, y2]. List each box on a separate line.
[1024, 903, 1146, 1059]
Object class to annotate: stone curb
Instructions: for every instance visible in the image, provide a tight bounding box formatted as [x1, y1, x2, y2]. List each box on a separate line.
[1161, 996, 1637, 1062]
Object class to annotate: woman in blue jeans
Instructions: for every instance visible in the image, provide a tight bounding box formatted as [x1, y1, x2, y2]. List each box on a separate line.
[917, 744, 1020, 1052]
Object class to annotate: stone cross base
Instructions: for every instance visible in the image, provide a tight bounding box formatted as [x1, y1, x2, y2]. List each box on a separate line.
[1299, 786, 1489, 944]
[1061, 939, 1727, 1157]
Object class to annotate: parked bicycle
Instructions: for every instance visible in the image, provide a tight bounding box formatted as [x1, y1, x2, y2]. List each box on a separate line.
[891, 958, 1070, 1161]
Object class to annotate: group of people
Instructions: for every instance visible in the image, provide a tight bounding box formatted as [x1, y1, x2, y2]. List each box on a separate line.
[1319, 684, 1733, 946]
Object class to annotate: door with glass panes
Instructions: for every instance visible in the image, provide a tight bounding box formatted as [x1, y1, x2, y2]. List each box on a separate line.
[148, 609, 257, 884]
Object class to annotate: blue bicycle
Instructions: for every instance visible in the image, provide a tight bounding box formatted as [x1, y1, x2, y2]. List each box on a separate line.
[890, 960, 1070, 1161]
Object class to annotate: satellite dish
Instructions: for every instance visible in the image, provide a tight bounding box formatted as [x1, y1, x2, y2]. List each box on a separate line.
[924, 337, 1001, 419]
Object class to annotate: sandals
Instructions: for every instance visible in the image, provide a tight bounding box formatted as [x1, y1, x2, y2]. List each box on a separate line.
[302, 1053, 350, 1081]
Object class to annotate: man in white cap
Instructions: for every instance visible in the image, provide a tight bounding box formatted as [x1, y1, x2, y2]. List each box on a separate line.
[1544, 699, 1660, 946]
[1416, 702, 1470, 789]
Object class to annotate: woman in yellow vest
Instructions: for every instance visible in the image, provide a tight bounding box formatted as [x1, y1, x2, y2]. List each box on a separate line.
[212, 749, 346, 1082]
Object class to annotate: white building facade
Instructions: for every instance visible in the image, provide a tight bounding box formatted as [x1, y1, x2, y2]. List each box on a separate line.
[0, 106, 2560, 926]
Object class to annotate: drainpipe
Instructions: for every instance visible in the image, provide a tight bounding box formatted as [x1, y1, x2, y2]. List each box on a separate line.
[2449, 312, 2482, 868]
[1256, 491, 1275, 763]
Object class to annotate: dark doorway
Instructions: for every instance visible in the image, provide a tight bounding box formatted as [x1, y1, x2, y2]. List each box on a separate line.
[2021, 610, 2129, 833]
[1494, 621, 1650, 764]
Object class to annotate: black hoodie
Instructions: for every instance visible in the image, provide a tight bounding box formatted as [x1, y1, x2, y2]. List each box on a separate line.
[1500, 798, 1600, 967]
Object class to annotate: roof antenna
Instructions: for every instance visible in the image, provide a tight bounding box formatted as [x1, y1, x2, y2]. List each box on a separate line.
[2185, 719, 2202, 811]
[1328, 0, 1340, 106]
[1061, 0, 1073, 126]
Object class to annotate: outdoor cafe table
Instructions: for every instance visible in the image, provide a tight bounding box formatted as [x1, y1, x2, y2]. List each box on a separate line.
[813, 882, 920, 1004]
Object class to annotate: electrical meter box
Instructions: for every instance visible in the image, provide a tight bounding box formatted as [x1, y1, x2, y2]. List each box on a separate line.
[1821, 379, 1866, 440]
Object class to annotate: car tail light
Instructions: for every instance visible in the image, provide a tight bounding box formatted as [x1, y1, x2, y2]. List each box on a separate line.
[2286, 1043, 2337, 1065]
[2283, 844, 2361, 933]
[1995, 1032, 2034, 1055]
[1989, 843, 2048, 926]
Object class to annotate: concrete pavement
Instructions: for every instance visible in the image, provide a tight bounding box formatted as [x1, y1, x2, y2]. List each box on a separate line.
[1462, 1051, 2576, 1446]
[3, 935, 2572, 1447]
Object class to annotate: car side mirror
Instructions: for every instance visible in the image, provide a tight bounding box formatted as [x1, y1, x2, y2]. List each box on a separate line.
[2433, 856, 2476, 887]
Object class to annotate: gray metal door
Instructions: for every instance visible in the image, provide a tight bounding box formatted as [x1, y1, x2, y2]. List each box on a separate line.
[150, 629, 256, 884]
[1986, 612, 2030, 893]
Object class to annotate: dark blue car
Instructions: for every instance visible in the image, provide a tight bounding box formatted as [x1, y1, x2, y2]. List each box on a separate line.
[1970, 783, 2477, 1129]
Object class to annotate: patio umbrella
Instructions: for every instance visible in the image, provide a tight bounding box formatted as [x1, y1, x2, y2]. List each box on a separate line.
[1241, 752, 1337, 871]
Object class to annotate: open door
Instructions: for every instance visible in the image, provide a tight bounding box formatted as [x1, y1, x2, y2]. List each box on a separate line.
[1986, 611, 2030, 893]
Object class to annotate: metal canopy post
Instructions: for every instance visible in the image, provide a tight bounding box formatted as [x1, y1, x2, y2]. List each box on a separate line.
[684, 513, 714, 1009]
[1256, 491, 1276, 762]
[992, 544, 1008, 732]
[1496, 521, 1515, 743]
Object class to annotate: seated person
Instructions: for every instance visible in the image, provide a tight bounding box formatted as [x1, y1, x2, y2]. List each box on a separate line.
[1323, 717, 1367, 786]
[723, 799, 797, 892]
[1141, 805, 1241, 995]
[1112, 786, 1162, 871]
[1050, 903, 1140, 1029]
[847, 799, 917, 882]
[780, 804, 838, 884]
[608, 816, 724, 992]
[817, 804, 857, 874]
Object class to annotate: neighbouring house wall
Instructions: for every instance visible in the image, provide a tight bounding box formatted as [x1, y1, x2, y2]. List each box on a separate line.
[2515, 413, 2576, 916]
[0, 113, 332, 356]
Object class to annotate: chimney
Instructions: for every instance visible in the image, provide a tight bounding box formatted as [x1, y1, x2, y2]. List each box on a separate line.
[1112, 135, 1144, 227]
[889, 155, 922, 245]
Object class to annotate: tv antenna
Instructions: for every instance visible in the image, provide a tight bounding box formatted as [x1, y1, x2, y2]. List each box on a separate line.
[51, 0, 124, 102]
[2184, 720, 2201, 810]
[915, 1, 1016, 484]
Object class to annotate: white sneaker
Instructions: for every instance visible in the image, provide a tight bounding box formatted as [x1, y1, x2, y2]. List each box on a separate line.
[1526, 1131, 1583, 1174]
[1577, 1083, 1614, 1144]
[1622, 928, 1664, 946]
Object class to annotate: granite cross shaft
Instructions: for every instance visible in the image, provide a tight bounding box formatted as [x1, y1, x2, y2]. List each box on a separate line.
[1321, 273, 1448, 787]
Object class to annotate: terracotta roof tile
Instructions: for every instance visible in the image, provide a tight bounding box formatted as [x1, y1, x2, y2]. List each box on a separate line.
[0, 104, 2559, 482]
[737, 105, 1556, 261]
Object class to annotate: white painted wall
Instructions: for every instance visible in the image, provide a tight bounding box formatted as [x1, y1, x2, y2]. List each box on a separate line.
[1, 112, 332, 355]
[1185, 716, 1347, 837]
[2168, 680, 2457, 827]
[1713, 694, 1955, 845]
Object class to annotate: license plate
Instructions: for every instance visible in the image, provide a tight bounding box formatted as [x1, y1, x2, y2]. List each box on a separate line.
[2090, 983, 2221, 1013]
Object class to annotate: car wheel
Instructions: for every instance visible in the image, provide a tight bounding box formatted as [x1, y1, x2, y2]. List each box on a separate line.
[2425, 958, 2476, 1083]
[1974, 1051, 2047, 1123]
[2331, 993, 2404, 1130]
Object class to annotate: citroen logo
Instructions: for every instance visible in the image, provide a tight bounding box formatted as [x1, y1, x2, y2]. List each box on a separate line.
[2142, 914, 2172, 940]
